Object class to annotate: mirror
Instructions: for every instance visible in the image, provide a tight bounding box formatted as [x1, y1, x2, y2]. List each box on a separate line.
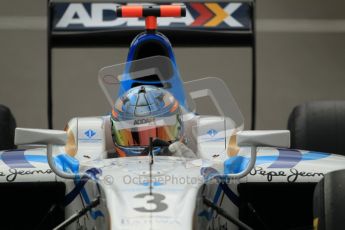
[237, 130, 290, 148]
[15, 128, 76, 179]
[15, 128, 67, 146]
[225, 130, 290, 179]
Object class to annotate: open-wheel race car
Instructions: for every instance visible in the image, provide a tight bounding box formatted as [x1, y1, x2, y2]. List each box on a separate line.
[1, 3, 344, 230]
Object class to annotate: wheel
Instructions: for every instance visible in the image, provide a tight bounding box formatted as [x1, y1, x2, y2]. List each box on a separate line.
[0, 105, 16, 150]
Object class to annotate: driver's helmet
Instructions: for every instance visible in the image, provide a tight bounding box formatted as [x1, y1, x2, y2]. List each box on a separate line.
[111, 85, 183, 157]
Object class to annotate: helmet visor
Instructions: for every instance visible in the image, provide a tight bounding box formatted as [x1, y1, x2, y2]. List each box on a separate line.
[112, 115, 182, 147]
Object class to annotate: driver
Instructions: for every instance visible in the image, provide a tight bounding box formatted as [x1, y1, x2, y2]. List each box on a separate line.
[111, 85, 194, 158]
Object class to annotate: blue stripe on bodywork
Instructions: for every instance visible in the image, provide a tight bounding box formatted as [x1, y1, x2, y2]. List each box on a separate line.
[25, 155, 47, 163]
[199, 167, 240, 220]
[224, 150, 331, 173]
[63, 168, 104, 219]
[80, 187, 104, 219]
[219, 183, 240, 207]
[268, 149, 302, 168]
[63, 168, 102, 206]
[199, 185, 222, 220]
[224, 156, 250, 174]
[199, 183, 240, 220]
[63, 177, 89, 206]
[1, 150, 35, 168]
[302, 152, 330, 160]
[78, 169, 104, 219]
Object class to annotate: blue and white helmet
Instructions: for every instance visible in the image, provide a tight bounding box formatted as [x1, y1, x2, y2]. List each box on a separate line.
[111, 85, 183, 157]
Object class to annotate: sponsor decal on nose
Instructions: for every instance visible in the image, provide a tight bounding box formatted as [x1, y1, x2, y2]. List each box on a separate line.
[84, 129, 96, 138]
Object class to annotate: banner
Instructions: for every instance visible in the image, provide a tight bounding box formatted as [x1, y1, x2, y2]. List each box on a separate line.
[52, 2, 252, 32]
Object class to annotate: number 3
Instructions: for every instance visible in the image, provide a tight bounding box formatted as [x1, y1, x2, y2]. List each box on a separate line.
[134, 193, 168, 212]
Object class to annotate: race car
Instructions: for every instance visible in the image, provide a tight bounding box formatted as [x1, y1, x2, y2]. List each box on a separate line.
[1, 4, 345, 230]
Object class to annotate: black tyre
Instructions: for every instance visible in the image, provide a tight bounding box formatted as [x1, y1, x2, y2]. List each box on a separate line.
[0, 105, 16, 150]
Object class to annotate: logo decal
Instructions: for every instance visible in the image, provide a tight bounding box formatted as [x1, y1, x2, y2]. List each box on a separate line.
[207, 129, 218, 137]
[84, 129, 96, 139]
[53, 2, 251, 30]
[133, 117, 155, 125]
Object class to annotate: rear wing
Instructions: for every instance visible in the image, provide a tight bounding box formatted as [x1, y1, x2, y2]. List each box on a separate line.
[47, 0, 256, 128]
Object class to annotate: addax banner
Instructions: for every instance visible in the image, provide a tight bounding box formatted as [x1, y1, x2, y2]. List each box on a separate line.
[52, 2, 252, 31]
